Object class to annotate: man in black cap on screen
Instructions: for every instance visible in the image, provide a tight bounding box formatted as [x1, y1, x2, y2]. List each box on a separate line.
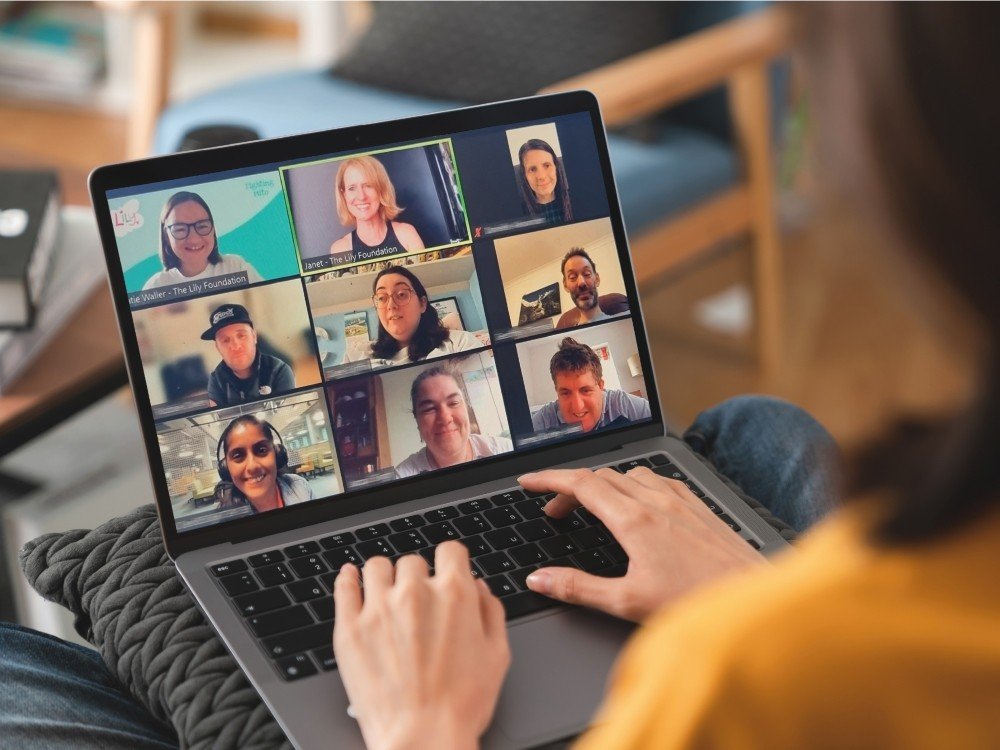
[202, 303, 295, 407]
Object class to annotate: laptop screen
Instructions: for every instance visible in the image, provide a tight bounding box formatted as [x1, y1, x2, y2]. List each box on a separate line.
[101, 104, 658, 536]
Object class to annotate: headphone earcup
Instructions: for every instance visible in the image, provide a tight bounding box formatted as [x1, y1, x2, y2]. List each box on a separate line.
[274, 444, 288, 471]
[218, 459, 231, 483]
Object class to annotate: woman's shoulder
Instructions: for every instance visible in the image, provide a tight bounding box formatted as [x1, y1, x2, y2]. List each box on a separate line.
[330, 233, 353, 255]
[444, 328, 482, 352]
[390, 221, 423, 247]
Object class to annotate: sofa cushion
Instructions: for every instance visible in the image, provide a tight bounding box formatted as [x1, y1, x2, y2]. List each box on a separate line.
[332, 1, 675, 104]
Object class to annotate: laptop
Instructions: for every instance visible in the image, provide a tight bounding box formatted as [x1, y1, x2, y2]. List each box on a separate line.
[89, 91, 789, 749]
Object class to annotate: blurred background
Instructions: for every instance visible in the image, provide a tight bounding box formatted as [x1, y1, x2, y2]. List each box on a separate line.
[0, 1, 974, 637]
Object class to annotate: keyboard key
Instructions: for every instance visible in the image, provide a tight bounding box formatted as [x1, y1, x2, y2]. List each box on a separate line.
[419, 547, 436, 566]
[647, 453, 670, 466]
[276, 653, 317, 681]
[490, 490, 525, 505]
[603, 542, 628, 564]
[522, 488, 557, 500]
[248, 605, 313, 638]
[485, 575, 517, 597]
[618, 458, 652, 472]
[247, 550, 285, 568]
[289, 555, 329, 578]
[594, 563, 628, 578]
[538, 556, 573, 569]
[423, 522, 460, 545]
[261, 623, 330, 658]
[283, 541, 320, 559]
[549, 515, 585, 533]
[219, 572, 260, 596]
[469, 562, 484, 580]
[458, 498, 492, 514]
[390, 515, 426, 531]
[509, 543, 547, 567]
[501, 591, 555, 619]
[718, 514, 741, 533]
[357, 539, 395, 558]
[317, 571, 337, 592]
[513, 498, 546, 520]
[309, 597, 335, 622]
[508, 565, 539, 591]
[312, 646, 338, 671]
[320, 532, 356, 549]
[234, 587, 290, 617]
[459, 535, 491, 557]
[388, 530, 428, 553]
[702, 497, 724, 514]
[516, 519, 555, 542]
[747, 538, 761, 550]
[287, 578, 326, 603]
[479, 552, 516, 576]
[484, 528, 523, 550]
[355, 523, 391, 541]
[484, 507, 522, 527]
[576, 508, 601, 526]
[255, 563, 294, 588]
[573, 549, 612, 572]
[540, 535, 580, 558]
[684, 481, 706, 498]
[571, 526, 611, 550]
[322, 547, 362, 571]
[424, 507, 459, 522]
[211, 560, 247, 577]
[653, 466, 688, 481]
[454, 514, 491, 536]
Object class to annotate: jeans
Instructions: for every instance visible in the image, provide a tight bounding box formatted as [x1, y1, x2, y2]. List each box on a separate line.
[0, 396, 838, 748]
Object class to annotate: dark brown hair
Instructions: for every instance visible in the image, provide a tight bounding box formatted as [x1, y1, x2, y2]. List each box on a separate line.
[549, 337, 603, 384]
[561, 247, 596, 277]
[798, 3, 1000, 544]
[517, 138, 573, 222]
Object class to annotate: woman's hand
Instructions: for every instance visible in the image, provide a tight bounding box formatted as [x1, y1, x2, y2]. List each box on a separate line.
[520, 467, 767, 622]
[333, 541, 511, 750]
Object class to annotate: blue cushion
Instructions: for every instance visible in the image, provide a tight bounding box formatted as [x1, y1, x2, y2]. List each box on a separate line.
[155, 70, 737, 235]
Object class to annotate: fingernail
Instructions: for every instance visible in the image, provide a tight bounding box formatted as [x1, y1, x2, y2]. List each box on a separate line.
[518, 473, 536, 482]
[526, 570, 551, 594]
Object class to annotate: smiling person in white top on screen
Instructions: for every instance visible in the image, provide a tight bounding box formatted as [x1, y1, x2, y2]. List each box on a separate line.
[142, 191, 263, 290]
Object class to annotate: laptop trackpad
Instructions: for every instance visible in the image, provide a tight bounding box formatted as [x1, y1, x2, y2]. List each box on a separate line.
[490, 608, 634, 746]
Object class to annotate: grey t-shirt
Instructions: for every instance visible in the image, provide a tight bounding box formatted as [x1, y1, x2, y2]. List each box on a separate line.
[531, 388, 651, 433]
[395, 433, 513, 478]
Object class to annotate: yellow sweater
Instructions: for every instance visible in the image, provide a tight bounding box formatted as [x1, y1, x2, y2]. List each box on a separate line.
[575, 506, 1000, 749]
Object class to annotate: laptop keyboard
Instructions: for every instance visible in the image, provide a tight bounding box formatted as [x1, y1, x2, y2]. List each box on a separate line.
[209, 453, 758, 681]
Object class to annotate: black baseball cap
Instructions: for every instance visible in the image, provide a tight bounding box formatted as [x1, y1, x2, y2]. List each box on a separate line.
[201, 303, 254, 340]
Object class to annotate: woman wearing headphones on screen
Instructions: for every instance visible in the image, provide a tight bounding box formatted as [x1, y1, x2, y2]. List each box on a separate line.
[346, 265, 481, 366]
[517, 138, 572, 224]
[143, 191, 263, 290]
[329, 155, 425, 264]
[215, 416, 312, 515]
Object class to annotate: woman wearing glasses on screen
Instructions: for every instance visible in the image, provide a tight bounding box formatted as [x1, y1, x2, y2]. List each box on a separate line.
[346, 265, 481, 367]
[517, 138, 573, 224]
[142, 191, 263, 290]
[329, 155, 426, 264]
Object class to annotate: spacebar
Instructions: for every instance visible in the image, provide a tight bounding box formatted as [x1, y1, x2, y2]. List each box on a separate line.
[502, 591, 556, 620]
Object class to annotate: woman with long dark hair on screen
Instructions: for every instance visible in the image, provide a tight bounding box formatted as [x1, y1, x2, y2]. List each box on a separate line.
[346, 264, 481, 366]
[214, 415, 312, 515]
[329, 155, 425, 263]
[517, 138, 572, 223]
[143, 191, 262, 290]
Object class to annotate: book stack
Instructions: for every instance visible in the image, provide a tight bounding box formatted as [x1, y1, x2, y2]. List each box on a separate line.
[0, 3, 105, 104]
[0, 169, 107, 393]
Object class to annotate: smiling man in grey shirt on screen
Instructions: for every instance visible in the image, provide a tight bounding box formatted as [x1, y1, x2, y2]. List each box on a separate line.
[531, 337, 650, 434]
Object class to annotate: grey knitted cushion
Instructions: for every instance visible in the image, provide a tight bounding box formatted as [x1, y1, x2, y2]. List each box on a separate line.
[332, 1, 675, 104]
[18, 505, 289, 750]
[17, 467, 793, 749]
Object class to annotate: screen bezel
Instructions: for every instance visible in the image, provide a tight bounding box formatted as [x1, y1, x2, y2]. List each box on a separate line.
[89, 91, 665, 558]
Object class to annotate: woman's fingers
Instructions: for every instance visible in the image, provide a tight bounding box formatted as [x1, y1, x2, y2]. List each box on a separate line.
[525, 566, 624, 615]
[333, 563, 362, 638]
[362, 555, 394, 599]
[520, 469, 633, 526]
